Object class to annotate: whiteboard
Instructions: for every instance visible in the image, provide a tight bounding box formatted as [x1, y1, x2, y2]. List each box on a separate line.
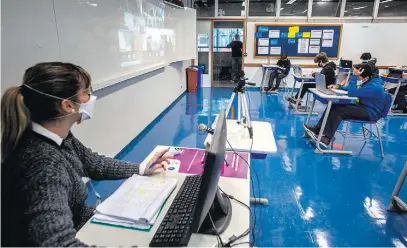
[53, 0, 196, 90]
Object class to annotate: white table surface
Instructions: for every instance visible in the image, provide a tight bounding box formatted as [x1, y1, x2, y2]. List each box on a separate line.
[77, 170, 250, 247]
[308, 88, 357, 100]
[204, 119, 277, 154]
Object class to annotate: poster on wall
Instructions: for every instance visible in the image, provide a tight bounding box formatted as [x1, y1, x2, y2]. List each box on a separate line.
[310, 39, 320, 46]
[270, 47, 282, 55]
[311, 30, 322, 38]
[309, 46, 320, 54]
[258, 38, 269, 46]
[258, 46, 269, 55]
[269, 30, 280, 38]
[298, 39, 309, 54]
[323, 30, 334, 39]
[322, 39, 333, 47]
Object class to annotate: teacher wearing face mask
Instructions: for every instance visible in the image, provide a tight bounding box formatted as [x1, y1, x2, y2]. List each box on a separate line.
[288, 52, 336, 105]
[1, 62, 171, 247]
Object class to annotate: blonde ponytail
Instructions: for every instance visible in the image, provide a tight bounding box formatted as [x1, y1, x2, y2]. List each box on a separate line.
[1, 86, 31, 162]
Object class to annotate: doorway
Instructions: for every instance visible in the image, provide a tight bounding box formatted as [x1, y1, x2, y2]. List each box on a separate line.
[212, 20, 244, 88]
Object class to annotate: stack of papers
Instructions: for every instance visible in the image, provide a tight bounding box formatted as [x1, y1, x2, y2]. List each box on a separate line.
[92, 174, 178, 230]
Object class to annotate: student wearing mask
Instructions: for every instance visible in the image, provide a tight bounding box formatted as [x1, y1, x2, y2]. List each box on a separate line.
[1, 62, 172, 246]
[227, 34, 243, 80]
[304, 63, 387, 147]
[288, 52, 336, 105]
[264, 52, 291, 93]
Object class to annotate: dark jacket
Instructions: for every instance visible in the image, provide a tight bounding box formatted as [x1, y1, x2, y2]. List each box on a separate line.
[227, 40, 243, 58]
[1, 131, 139, 246]
[277, 59, 291, 75]
[320, 61, 337, 86]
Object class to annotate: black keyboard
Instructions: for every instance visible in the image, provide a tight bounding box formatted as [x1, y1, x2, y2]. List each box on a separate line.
[149, 175, 202, 247]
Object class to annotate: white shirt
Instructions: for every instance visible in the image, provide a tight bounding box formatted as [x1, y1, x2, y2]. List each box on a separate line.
[31, 122, 63, 146]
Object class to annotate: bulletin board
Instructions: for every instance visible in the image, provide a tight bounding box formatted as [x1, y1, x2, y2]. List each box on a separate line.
[254, 24, 343, 59]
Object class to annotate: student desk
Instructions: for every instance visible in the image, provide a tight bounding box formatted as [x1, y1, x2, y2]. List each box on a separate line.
[380, 75, 407, 116]
[77, 146, 250, 247]
[304, 89, 357, 155]
[287, 74, 317, 115]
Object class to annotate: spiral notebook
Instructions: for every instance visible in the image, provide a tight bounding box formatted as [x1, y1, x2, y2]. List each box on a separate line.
[93, 174, 177, 228]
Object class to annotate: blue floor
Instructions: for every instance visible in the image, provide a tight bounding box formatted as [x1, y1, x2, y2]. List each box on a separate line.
[92, 88, 407, 247]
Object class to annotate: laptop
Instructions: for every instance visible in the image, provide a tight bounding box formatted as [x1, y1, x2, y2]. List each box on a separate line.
[340, 59, 353, 69]
[315, 73, 335, 95]
[388, 68, 404, 78]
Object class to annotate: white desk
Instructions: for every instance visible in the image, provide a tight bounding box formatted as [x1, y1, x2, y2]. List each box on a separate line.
[77, 172, 250, 247]
[304, 88, 357, 155]
[381, 75, 407, 116]
[204, 119, 277, 154]
[287, 74, 317, 115]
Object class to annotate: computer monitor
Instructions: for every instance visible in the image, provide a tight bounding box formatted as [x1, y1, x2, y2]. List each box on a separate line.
[340, 59, 353, 69]
[191, 109, 232, 235]
[388, 68, 404, 79]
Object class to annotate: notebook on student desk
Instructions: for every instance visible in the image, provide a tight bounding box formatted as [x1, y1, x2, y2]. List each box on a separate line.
[92, 174, 177, 230]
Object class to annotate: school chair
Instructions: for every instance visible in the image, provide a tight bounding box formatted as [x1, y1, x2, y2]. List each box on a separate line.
[338, 93, 393, 158]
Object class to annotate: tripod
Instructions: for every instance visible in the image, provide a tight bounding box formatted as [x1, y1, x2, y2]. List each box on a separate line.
[225, 84, 253, 139]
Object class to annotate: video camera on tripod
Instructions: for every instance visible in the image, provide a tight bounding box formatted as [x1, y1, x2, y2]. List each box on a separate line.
[232, 70, 256, 88]
[226, 69, 254, 139]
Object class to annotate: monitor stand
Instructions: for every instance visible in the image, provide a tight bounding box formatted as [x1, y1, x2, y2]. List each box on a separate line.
[197, 188, 232, 235]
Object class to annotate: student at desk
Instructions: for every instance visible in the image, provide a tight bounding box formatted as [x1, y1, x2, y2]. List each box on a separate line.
[264, 52, 291, 93]
[1, 62, 171, 246]
[288, 52, 336, 105]
[388, 73, 407, 113]
[304, 63, 387, 147]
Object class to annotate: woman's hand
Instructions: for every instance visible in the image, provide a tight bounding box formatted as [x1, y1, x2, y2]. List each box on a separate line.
[144, 148, 173, 175]
[328, 84, 339, 89]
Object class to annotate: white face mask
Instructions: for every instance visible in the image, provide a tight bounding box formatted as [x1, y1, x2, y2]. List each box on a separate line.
[77, 95, 97, 123]
[357, 80, 364, 86]
[22, 84, 97, 123]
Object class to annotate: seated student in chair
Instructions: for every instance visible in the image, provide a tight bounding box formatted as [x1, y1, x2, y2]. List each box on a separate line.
[388, 73, 407, 113]
[265, 53, 291, 93]
[288, 52, 336, 105]
[304, 63, 387, 147]
[360, 52, 379, 76]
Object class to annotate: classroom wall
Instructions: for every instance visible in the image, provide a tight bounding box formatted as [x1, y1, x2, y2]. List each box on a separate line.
[72, 60, 188, 157]
[1, 0, 189, 157]
[244, 22, 407, 87]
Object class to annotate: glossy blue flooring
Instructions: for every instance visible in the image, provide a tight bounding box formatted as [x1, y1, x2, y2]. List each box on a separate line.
[91, 88, 407, 247]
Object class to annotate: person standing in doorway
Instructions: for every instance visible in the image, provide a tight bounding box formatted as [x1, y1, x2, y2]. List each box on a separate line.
[227, 34, 243, 81]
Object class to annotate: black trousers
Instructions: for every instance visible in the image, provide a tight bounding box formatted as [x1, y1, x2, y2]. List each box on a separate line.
[268, 71, 287, 89]
[388, 85, 407, 109]
[316, 104, 371, 139]
[294, 83, 316, 99]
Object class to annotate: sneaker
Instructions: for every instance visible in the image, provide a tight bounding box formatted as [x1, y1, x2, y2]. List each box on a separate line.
[268, 88, 278, 94]
[319, 136, 331, 148]
[304, 123, 320, 136]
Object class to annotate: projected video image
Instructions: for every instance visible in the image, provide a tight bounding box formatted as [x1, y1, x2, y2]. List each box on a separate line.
[118, 0, 166, 67]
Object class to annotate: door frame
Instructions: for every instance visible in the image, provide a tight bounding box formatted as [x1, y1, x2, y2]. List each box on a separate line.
[208, 18, 246, 86]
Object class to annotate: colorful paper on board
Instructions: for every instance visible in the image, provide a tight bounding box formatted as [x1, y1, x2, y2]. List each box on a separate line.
[281, 32, 288, 38]
[288, 32, 296, 38]
[303, 32, 311, 38]
[258, 26, 268, 32]
[296, 32, 303, 38]
[288, 39, 296, 44]
[269, 39, 279, 45]
[255, 32, 263, 38]
[289, 26, 299, 33]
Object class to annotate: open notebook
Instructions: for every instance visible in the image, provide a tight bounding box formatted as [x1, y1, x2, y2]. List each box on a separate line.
[95, 174, 178, 225]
